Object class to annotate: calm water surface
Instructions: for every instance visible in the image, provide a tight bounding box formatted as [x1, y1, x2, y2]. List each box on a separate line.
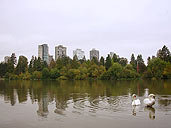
[0, 80, 171, 128]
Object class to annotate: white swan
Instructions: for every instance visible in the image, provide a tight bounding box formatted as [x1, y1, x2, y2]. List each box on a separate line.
[132, 94, 141, 106]
[143, 94, 155, 107]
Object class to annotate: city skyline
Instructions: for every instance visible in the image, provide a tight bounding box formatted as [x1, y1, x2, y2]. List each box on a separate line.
[1, 43, 171, 64]
[0, 0, 171, 63]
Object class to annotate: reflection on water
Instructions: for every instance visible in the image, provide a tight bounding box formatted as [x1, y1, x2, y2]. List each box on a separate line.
[132, 106, 141, 116]
[37, 95, 49, 117]
[0, 80, 171, 128]
[144, 107, 155, 120]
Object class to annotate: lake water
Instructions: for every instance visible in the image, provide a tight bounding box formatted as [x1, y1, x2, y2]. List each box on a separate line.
[0, 80, 171, 128]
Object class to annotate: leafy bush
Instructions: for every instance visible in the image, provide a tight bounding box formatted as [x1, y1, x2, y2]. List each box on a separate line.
[32, 71, 42, 80]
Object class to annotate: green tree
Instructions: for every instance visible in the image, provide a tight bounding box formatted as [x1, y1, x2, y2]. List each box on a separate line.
[16, 56, 28, 74]
[42, 68, 50, 79]
[143, 69, 153, 78]
[50, 68, 60, 79]
[119, 57, 128, 67]
[136, 54, 146, 74]
[122, 64, 139, 78]
[101, 63, 123, 80]
[105, 54, 112, 70]
[56, 56, 72, 69]
[98, 65, 106, 78]
[130, 54, 137, 70]
[23, 72, 31, 80]
[88, 64, 98, 78]
[28, 56, 34, 74]
[71, 55, 80, 69]
[32, 71, 42, 80]
[147, 56, 151, 65]
[42, 61, 48, 69]
[62, 56, 72, 66]
[33, 57, 42, 71]
[0, 63, 8, 77]
[88, 64, 105, 79]
[78, 66, 88, 80]
[49, 59, 56, 69]
[163, 63, 171, 79]
[157, 45, 171, 62]
[148, 58, 167, 78]
[67, 69, 80, 79]
[112, 53, 119, 63]
[108, 63, 123, 79]
[91, 57, 99, 65]
[100, 56, 105, 66]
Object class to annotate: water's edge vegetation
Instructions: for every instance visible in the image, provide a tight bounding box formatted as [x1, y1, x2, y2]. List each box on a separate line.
[0, 45, 171, 80]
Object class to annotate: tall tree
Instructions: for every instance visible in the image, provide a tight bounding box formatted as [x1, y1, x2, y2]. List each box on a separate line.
[157, 45, 171, 62]
[130, 54, 136, 65]
[49, 59, 56, 69]
[42, 61, 48, 69]
[28, 56, 34, 73]
[136, 54, 146, 74]
[100, 56, 105, 66]
[130, 54, 137, 70]
[16, 56, 28, 74]
[7, 60, 14, 73]
[42, 68, 50, 79]
[147, 56, 151, 65]
[0, 63, 8, 77]
[112, 53, 119, 63]
[36, 57, 42, 71]
[119, 57, 128, 67]
[91, 57, 99, 65]
[71, 55, 80, 69]
[105, 54, 112, 70]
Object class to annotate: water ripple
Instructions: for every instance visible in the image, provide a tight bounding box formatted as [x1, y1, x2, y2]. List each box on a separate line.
[68, 95, 131, 116]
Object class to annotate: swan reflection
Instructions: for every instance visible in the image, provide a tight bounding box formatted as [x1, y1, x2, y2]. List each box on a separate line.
[144, 106, 155, 120]
[132, 106, 140, 116]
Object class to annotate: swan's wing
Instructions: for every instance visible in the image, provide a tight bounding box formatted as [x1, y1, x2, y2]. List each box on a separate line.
[143, 98, 150, 105]
[132, 99, 141, 106]
[144, 98, 155, 106]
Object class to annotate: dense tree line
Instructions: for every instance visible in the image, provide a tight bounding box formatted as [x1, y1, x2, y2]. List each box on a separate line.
[0, 45, 171, 80]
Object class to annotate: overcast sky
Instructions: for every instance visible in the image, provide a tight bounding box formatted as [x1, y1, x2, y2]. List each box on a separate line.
[0, 0, 171, 63]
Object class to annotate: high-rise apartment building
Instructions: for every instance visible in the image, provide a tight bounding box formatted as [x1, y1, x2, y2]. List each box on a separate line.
[90, 48, 99, 60]
[110, 52, 114, 58]
[55, 45, 67, 60]
[73, 49, 85, 60]
[4, 56, 10, 63]
[38, 44, 49, 64]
